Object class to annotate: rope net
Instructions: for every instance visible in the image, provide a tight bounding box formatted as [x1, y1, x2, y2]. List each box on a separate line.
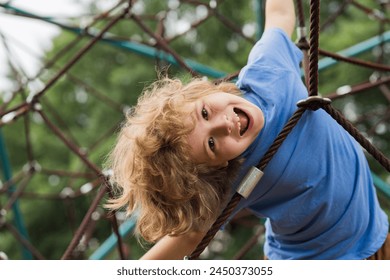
[0, 0, 389, 260]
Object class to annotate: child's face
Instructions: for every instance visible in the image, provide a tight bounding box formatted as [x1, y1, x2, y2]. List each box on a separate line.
[187, 92, 264, 167]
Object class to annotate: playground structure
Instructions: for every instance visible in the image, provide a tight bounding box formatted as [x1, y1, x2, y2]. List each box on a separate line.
[0, 0, 389, 260]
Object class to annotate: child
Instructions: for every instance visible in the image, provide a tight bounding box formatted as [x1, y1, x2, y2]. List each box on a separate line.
[107, 0, 389, 259]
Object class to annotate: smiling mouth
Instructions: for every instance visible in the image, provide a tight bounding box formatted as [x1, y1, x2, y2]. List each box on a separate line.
[234, 108, 250, 136]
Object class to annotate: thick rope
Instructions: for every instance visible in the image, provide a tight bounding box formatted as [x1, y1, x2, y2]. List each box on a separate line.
[308, 0, 321, 96]
[295, 0, 310, 86]
[189, 0, 322, 260]
[322, 104, 390, 172]
[1, 0, 388, 261]
[188, 0, 320, 259]
[296, 97, 390, 172]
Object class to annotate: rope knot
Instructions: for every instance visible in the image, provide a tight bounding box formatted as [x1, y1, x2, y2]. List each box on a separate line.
[297, 96, 332, 111]
[295, 39, 309, 50]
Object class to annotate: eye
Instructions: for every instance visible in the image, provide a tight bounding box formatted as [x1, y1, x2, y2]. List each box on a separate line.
[208, 137, 215, 151]
[201, 107, 209, 120]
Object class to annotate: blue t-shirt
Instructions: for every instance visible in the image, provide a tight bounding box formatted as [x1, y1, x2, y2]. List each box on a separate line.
[233, 28, 388, 259]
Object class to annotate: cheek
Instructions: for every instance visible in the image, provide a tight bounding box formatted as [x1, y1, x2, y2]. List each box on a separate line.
[220, 139, 242, 159]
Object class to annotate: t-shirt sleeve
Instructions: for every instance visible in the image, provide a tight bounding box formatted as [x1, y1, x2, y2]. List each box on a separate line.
[236, 28, 303, 96]
[246, 28, 302, 73]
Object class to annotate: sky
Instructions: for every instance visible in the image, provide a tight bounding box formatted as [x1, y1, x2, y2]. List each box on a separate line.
[0, 0, 98, 95]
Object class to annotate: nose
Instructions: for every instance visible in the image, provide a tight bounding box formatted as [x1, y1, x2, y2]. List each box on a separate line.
[212, 114, 232, 136]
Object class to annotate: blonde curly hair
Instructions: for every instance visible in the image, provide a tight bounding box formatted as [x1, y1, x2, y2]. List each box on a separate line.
[106, 77, 243, 243]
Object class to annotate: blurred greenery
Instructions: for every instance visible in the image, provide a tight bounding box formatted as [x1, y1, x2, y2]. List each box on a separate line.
[0, 0, 389, 260]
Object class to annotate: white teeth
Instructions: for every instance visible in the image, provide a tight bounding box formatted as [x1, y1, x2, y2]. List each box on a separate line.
[233, 108, 249, 136]
[235, 113, 241, 134]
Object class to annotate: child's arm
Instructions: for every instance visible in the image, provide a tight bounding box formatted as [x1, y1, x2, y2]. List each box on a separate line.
[140, 231, 206, 260]
[264, 0, 296, 37]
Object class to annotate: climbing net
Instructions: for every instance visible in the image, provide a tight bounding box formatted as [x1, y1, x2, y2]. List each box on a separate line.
[0, 0, 389, 260]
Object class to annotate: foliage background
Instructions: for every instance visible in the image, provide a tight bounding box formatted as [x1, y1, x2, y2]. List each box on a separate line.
[0, 0, 389, 260]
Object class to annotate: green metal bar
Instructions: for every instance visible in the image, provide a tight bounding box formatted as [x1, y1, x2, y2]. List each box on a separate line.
[89, 218, 136, 260]
[255, 0, 265, 40]
[0, 3, 81, 34]
[372, 172, 390, 199]
[102, 38, 227, 78]
[0, 129, 32, 259]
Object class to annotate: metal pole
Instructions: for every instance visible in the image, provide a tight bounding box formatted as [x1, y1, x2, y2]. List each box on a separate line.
[255, 0, 265, 40]
[89, 218, 136, 260]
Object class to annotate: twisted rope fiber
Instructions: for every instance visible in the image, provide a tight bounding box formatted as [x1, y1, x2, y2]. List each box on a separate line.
[192, 35, 390, 260]
[62, 184, 109, 259]
[35, 108, 120, 259]
[0, 1, 127, 116]
[318, 49, 390, 72]
[327, 77, 390, 101]
[37, 104, 127, 259]
[189, 107, 307, 259]
[190, 0, 322, 259]
[5, 223, 45, 260]
[34, 10, 131, 103]
[320, 0, 353, 31]
[308, 0, 320, 97]
[0, 2, 132, 126]
[25, 1, 133, 259]
[2, 12, 140, 258]
[322, 104, 390, 172]
[351, 0, 390, 24]
[3, 172, 32, 213]
[297, 40, 390, 72]
[1, 0, 388, 261]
